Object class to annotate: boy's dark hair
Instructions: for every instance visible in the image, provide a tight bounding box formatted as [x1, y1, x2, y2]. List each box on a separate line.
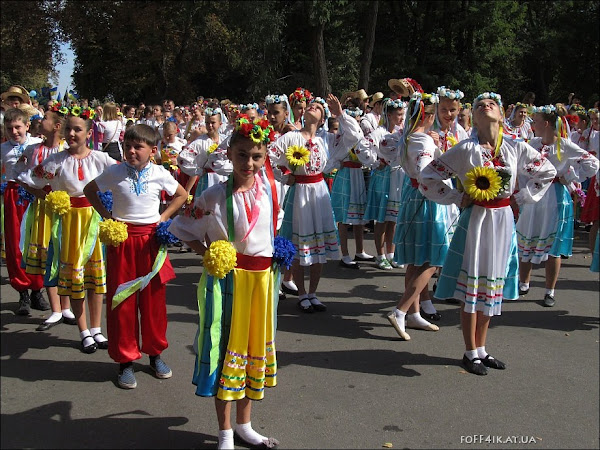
[327, 117, 339, 128]
[124, 124, 159, 146]
[3, 107, 30, 125]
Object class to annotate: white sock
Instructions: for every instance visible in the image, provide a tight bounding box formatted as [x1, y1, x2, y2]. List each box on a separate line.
[90, 327, 107, 343]
[80, 329, 94, 347]
[546, 288, 555, 297]
[393, 309, 407, 332]
[45, 312, 63, 324]
[519, 282, 529, 291]
[236, 422, 266, 446]
[341, 255, 356, 264]
[407, 312, 433, 328]
[282, 280, 298, 290]
[465, 349, 481, 363]
[377, 254, 386, 261]
[62, 308, 75, 319]
[477, 346, 493, 360]
[307, 293, 324, 306]
[420, 300, 437, 314]
[386, 252, 394, 261]
[355, 251, 373, 259]
[218, 429, 234, 450]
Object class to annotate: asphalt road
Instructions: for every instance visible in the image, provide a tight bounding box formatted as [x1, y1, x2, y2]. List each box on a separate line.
[1, 229, 598, 449]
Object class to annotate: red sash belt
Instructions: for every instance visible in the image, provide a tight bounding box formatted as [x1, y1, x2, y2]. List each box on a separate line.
[473, 197, 511, 208]
[295, 174, 324, 184]
[126, 223, 157, 236]
[205, 168, 215, 173]
[410, 178, 419, 188]
[235, 253, 272, 271]
[70, 197, 92, 208]
[342, 161, 362, 168]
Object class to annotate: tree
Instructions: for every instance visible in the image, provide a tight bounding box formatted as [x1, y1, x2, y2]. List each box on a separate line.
[358, 0, 379, 91]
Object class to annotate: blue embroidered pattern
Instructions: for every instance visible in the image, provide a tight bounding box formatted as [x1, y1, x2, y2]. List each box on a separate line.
[125, 163, 151, 196]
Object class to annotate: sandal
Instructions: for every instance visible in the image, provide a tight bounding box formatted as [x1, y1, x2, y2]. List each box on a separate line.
[93, 333, 109, 350]
[81, 336, 98, 354]
[308, 295, 327, 312]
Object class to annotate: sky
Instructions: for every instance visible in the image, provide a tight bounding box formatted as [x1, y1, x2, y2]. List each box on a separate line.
[52, 42, 75, 96]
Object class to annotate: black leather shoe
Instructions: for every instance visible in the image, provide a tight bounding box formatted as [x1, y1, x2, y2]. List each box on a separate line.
[30, 290, 50, 311]
[481, 355, 506, 370]
[462, 355, 488, 375]
[543, 294, 555, 307]
[297, 298, 314, 313]
[421, 311, 442, 321]
[281, 284, 298, 296]
[81, 337, 98, 354]
[354, 254, 376, 262]
[339, 260, 360, 269]
[15, 291, 31, 316]
[519, 287, 529, 295]
[63, 316, 78, 325]
[36, 317, 63, 331]
[93, 333, 109, 350]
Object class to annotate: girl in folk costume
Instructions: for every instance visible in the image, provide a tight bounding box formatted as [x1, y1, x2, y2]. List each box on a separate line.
[358, 98, 407, 270]
[420, 93, 556, 375]
[155, 121, 187, 209]
[385, 92, 449, 340]
[240, 103, 259, 122]
[289, 87, 313, 131]
[579, 108, 600, 253]
[168, 120, 283, 450]
[265, 94, 299, 296]
[178, 106, 232, 199]
[184, 104, 206, 141]
[1, 107, 45, 315]
[18, 105, 78, 330]
[360, 92, 385, 136]
[271, 94, 362, 313]
[327, 104, 377, 270]
[18, 107, 118, 354]
[503, 102, 534, 140]
[516, 105, 598, 306]
[458, 102, 473, 137]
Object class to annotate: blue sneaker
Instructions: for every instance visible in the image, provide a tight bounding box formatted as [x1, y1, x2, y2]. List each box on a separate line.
[151, 356, 172, 379]
[118, 366, 137, 389]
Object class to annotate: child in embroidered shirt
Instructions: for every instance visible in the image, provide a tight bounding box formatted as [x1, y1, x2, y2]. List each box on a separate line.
[84, 124, 187, 389]
[169, 119, 282, 450]
[18, 108, 117, 354]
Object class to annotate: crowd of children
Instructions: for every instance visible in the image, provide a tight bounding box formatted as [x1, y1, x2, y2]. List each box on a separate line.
[1, 81, 598, 448]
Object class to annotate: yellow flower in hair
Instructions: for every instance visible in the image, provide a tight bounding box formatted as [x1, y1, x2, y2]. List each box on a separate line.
[249, 126, 264, 144]
[285, 145, 310, 172]
[203, 240, 237, 279]
[45, 190, 71, 215]
[99, 219, 128, 247]
[464, 166, 502, 202]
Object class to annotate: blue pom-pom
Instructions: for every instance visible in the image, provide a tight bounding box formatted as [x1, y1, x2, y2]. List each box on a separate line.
[155, 219, 180, 245]
[0, 182, 7, 195]
[16, 186, 35, 205]
[273, 235, 296, 269]
[98, 191, 113, 212]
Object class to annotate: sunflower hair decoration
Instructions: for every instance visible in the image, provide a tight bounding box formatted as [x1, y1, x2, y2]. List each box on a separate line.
[289, 87, 313, 105]
[437, 86, 464, 100]
[234, 114, 276, 145]
[473, 92, 503, 108]
[463, 166, 503, 202]
[411, 92, 439, 104]
[285, 145, 311, 173]
[49, 102, 69, 116]
[66, 105, 95, 120]
[515, 102, 529, 109]
[461, 102, 472, 110]
[588, 108, 599, 116]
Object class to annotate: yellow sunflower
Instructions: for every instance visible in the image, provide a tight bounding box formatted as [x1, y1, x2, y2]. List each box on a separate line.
[207, 143, 218, 154]
[285, 145, 310, 172]
[463, 166, 502, 202]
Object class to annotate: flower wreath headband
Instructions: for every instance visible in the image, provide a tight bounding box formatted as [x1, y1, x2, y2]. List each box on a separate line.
[290, 87, 313, 105]
[385, 99, 406, 110]
[240, 103, 259, 111]
[205, 107, 222, 116]
[436, 86, 464, 100]
[49, 102, 96, 120]
[473, 92, 503, 109]
[345, 107, 363, 118]
[311, 97, 331, 130]
[234, 114, 276, 145]
[265, 94, 293, 125]
[531, 104, 567, 161]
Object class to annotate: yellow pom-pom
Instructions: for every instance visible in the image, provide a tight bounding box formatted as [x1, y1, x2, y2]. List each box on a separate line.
[45, 190, 71, 215]
[203, 240, 237, 279]
[99, 219, 128, 247]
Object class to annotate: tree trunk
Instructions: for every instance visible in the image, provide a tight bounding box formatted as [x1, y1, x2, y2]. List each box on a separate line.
[311, 21, 330, 96]
[358, 0, 378, 91]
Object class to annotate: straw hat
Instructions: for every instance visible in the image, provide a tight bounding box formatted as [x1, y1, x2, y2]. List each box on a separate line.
[368, 92, 384, 107]
[387, 79, 414, 97]
[355, 89, 369, 102]
[1, 85, 31, 104]
[18, 102, 41, 118]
